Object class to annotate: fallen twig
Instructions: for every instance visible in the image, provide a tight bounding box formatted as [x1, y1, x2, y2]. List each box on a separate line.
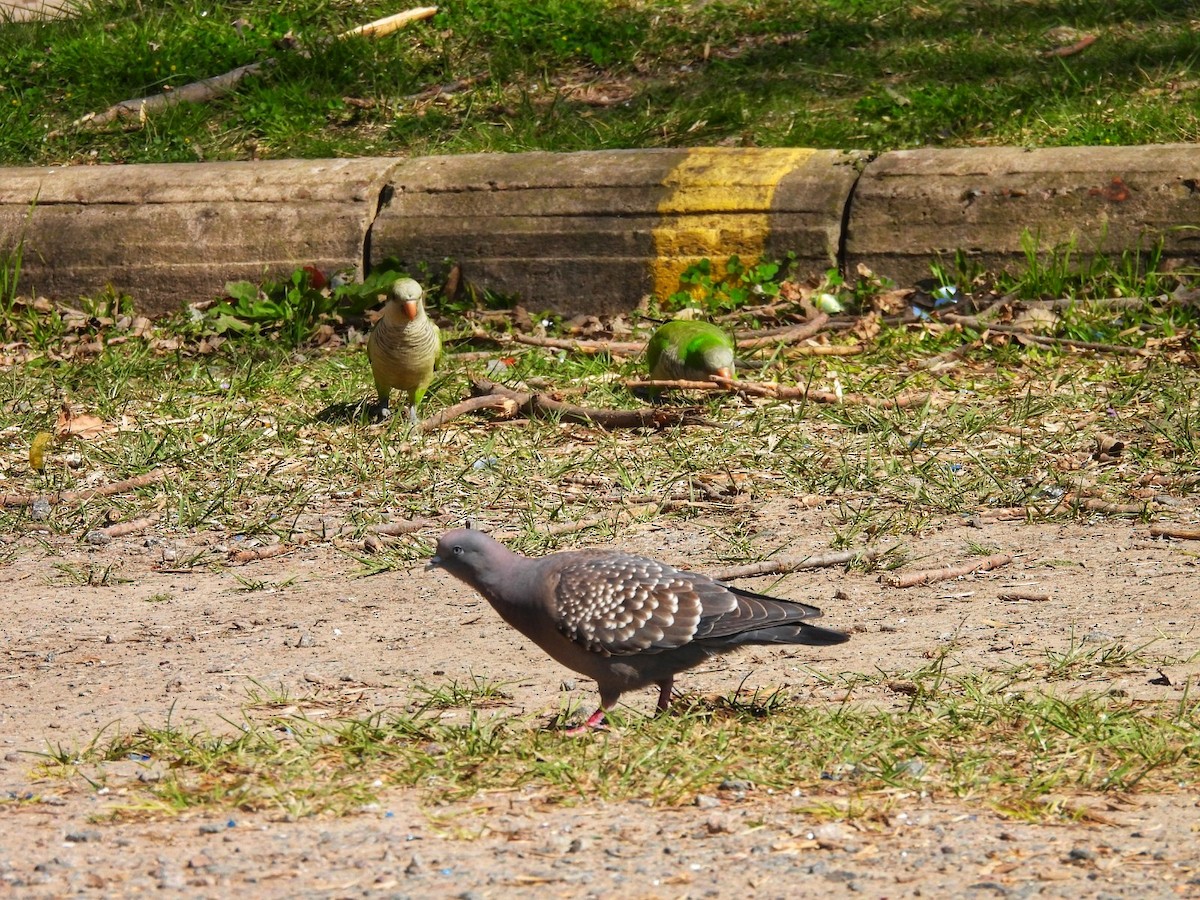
[1042, 34, 1097, 58]
[230, 541, 301, 564]
[1149, 525, 1200, 541]
[710, 544, 898, 581]
[471, 379, 721, 429]
[1, 469, 165, 507]
[50, 63, 270, 137]
[475, 331, 645, 356]
[882, 553, 1015, 588]
[943, 314, 1149, 356]
[338, 6, 438, 39]
[624, 376, 932, 409]
[734, 313, 830, 350]
[999, 590, 1051, 602]
[52, 6, 438, 137]
[416, 394, 521, 432]
[99, 514, 161, 539]
[369, 518, 447, 537]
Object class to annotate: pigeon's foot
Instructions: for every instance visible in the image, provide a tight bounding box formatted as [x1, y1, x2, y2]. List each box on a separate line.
[655, 678, 675, 712]
[563, 708, 608, 736]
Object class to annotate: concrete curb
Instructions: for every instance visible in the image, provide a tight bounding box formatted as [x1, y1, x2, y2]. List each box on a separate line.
[2, 145, 1198, 317]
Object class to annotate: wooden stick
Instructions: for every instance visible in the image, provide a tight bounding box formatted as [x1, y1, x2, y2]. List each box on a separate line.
[99, 514, 161, 539]
[337, 7, 438, 39]
[882, 553, 1014, 588]
[506, 333, 646, 356]
[1149, 525, 1200, 541]
[0, 469, 165, 507]
[998, 590, 1051, 602]
[415, 394, 520, 433]
[625, 377, 931, 409]
[734, 313, 830, 349]
[369, 518, 446, 536]
[230, 542, 297, 564]
[943, 314, 1149, 356]
[51, 63, 270, 137]
[709, 544, 898, 582]
[1042, 34, 1097, 58]
[53, 6, 438, 137]
[470, 379, 721, 430]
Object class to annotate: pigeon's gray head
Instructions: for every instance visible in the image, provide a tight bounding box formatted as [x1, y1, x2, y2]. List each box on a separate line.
[427, 527, 504, 584]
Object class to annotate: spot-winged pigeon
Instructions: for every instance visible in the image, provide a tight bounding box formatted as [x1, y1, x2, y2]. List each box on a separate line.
[428, 528, 848, 731]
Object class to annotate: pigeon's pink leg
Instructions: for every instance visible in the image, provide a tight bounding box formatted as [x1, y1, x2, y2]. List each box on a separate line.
[564, 686, 620, 735]
[564, 708, 608, 735]
[655, 678, 675, 712]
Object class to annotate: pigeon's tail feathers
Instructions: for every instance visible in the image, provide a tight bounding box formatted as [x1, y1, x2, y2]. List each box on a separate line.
[727, 621, 851, 647]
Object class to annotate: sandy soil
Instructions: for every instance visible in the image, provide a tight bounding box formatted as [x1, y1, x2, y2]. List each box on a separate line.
[3, 507, 1200, 897]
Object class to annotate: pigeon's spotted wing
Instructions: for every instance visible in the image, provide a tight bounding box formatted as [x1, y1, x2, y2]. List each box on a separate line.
[551, 554, 737, 656]
[693, 586, 825, 640]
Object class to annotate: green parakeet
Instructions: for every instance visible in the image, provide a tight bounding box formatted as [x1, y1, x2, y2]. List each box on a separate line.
[367, 277, 441, 422]
[645, 320, 735, 382]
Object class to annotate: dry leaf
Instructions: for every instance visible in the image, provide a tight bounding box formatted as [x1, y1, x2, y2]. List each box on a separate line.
[54, 403, 110, 440]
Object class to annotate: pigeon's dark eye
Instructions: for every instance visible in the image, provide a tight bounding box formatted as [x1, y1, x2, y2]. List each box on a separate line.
[453, 545, 464, 556]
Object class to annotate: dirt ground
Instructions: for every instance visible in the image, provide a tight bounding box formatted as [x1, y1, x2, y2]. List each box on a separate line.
[3, 505, 1200, 897]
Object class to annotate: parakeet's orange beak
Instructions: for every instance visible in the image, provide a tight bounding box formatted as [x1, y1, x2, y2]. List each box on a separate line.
[714, 367, 733, 381]
[402, 300, 420, 320]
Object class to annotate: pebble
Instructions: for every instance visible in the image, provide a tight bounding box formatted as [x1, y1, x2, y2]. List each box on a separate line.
[296, 634, 314, 648]
[405, 855, 425, 876]
[560, 679, 577, 691]
[694, 795, 720, 809]
[718, 779, 752, 792]
[1068, 846, 1096, 862]
[84, 530, 111, 546]
[198, 823, 223, 835]
[64, 830, 101, 844]
[30, 498, 52, 521]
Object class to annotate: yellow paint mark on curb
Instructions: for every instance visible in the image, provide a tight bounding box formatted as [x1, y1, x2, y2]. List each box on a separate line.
[651, 148, 815, 300]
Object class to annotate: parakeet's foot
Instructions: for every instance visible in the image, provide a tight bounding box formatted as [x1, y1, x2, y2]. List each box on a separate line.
[374, 404, 392, 422]
[406, 405, 420, 426]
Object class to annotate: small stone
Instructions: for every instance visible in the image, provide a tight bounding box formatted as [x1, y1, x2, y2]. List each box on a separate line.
[718, 778, 752, 792]
[813, 823, 845, 843]
[704, 814, 733, 834]
[560, 679, 577, 691]
[296, 633, 314, 648]
[104, 635, 116, 644]
[64, 830, 101, 843]
[405, 855, 425, 876]
[694, 794, 720, 809]
[30, 498, 52, 521]
[303, 672, 323, 684]
[188, 854, 212, 869]
[198, 823, 223, 835]
[1068, 846, 1096, 862]
[84, 530, 111, 546]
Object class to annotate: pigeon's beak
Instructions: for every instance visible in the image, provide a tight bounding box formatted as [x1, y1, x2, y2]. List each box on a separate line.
[426, 554, 442, 571]
[402, 300, 420, 321]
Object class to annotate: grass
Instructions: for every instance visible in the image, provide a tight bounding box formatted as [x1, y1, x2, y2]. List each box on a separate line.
[25, 657, 1200, 821]
[0, 1, 1198, 165]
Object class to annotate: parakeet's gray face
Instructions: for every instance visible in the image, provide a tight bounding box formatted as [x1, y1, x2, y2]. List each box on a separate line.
[699, 344, 735, 379]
